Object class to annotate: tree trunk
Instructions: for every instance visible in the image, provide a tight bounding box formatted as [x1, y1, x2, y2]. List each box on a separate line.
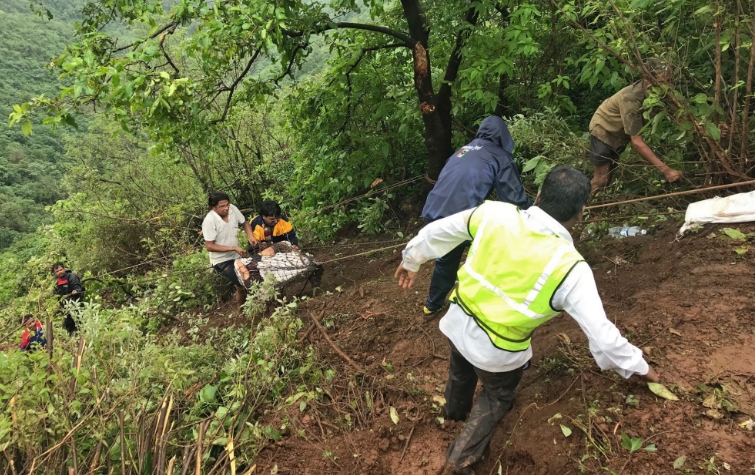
[402, 0, 479, 182]
[400, 0, 449, 182]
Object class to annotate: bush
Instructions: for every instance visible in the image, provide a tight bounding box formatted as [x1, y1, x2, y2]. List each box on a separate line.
[508, 110, 590, 187]
[0, 289, 328, 475]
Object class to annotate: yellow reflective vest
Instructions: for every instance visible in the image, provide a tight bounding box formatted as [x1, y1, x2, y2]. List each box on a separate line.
[452, 202, 584, 352]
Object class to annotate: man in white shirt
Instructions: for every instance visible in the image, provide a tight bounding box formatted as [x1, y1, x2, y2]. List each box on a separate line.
[395, 166, 659, 475]
[202, 192, 258, 306]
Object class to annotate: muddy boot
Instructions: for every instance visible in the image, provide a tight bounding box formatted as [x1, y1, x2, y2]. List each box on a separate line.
[235, 286, 247, 309]
[437, 463, 475, 475]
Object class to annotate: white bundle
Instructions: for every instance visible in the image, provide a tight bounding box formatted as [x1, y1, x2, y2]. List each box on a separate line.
[679, 190, 755, 236]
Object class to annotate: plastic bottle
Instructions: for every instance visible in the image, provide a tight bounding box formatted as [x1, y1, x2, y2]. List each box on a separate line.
[608, 226, 647, 238]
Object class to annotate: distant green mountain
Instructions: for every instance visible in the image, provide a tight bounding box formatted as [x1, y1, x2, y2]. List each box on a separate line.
[0, 0, 87, 248]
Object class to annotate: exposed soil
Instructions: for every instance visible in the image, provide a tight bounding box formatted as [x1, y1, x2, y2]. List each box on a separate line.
[246, 221, 755, 474]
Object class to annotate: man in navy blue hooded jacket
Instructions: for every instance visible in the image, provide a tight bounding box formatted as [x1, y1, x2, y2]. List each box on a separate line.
[420, 116, 532, 318]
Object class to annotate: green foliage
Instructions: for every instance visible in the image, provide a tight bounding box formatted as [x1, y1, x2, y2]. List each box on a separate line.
[508, 111, 589, 187]
[0, 3, 87, 248]
[357, 197, 390, 235]
[0, 286, 330, 473]
[134, 251, 225, 322]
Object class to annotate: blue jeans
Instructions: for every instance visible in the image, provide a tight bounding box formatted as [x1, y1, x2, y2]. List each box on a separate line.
[425, 242, 470, 311]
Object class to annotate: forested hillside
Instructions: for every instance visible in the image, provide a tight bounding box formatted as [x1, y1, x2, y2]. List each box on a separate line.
[2, 0, 755, 474]
[0, 0, 87, 248]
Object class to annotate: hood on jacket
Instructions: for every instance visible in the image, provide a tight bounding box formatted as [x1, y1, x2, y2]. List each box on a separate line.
[474, 116, 515, 154]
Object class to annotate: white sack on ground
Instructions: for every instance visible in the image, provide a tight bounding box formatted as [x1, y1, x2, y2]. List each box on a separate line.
[679, 190, 755, 236]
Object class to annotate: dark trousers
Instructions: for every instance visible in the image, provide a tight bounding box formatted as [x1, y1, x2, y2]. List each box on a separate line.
[57, 294, 83, 336]
[426, 242, 470, 311]
[443, 341, 525, 469]
[213, 259, 240, 286]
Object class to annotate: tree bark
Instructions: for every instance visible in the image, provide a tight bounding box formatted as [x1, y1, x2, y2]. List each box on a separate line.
[401, 0, 479, 182]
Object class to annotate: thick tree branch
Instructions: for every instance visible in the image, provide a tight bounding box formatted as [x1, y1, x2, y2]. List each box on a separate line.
[211, 48, 262, 124]
[283, 22, 414, 46]
[336, 22, 415, 46]
[274, 44, 307, 86]
[438, 4, 480, 103]
[159, 29, 180, 75]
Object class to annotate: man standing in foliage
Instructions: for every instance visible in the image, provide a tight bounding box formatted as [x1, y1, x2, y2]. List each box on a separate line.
[589, 59, 683, 191]
[395, 166, 659, 475]
[420, 115, 531, 320]
[52, 262, 85, 335]
[202, 192, 258, 307]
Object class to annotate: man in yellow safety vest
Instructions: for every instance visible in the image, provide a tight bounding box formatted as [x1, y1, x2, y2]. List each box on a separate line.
[395, 166, 659, 475]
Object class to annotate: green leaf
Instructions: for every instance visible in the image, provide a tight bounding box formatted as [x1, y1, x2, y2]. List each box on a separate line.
[21, 119, 32, 136]
[693, 5, 713, 15]
[199, 384, 217, 403]
[648, 382, 679, 401]
[560, 424, 572, 437]
[644, 444, 657, 452]
[704, 122, 721, 141]
[620, 432, 643, 452]
[673, 455, 686, 469]
[735, 247, 749, 255]
[522, 156, 541, 173]
[723, 228, 747, 240]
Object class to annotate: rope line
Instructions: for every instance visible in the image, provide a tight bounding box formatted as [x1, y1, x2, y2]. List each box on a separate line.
[586, 179, 755, 210]
[293, 174, 425, 218]
[318, 243, 407, 264]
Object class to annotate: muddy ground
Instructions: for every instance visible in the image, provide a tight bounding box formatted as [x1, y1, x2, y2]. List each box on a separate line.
[221, 220, 755, 474]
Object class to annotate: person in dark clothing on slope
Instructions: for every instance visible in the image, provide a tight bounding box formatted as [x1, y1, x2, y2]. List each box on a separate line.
[420, 115, 532, 319]
[52, 262, 85, 335]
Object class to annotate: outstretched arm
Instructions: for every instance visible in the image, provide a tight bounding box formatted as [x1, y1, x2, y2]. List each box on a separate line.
[395, 208, 474, 289]
[556, 263, 659, 381]
[630, 135, 681, 183]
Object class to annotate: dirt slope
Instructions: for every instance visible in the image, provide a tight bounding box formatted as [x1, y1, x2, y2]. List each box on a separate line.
[252, 222, 755, 475]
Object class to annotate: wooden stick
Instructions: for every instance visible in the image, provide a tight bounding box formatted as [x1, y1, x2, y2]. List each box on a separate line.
[728, 0, 743, 156]
[713, 0, 722, 124]
[71, 428, 79, 475]
[399, 424, 416, 462]
[119, 412, 127, 475]
[586, 179, 755, 210]
[166, 457, 177, 475]
[87, 441, 103, 475]
[179, 446, 194, 475]
[741, 8, 755, 160]
[298, 309, 326, 344]
[195, 421, 208, 475]
[46, 317, 54, 376]
[308, 313, 365, 374]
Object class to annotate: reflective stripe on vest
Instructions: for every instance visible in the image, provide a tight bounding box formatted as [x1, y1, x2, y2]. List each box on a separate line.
[455, 201, 584, 352]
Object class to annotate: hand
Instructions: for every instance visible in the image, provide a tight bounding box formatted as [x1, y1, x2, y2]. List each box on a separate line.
[643, 365, 660, 383]
[394, 264, 417, 289]
[233, 246, 247, 257]
[718, 123, 729, 139]
[248, 236, 258, 247]
[292, 245, 299, 250]
[663, 168, 683, 183]
[71, 290, 79, 295]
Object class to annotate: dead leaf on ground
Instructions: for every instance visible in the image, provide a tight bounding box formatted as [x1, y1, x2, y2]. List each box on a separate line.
[669, 328, 682, 336]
